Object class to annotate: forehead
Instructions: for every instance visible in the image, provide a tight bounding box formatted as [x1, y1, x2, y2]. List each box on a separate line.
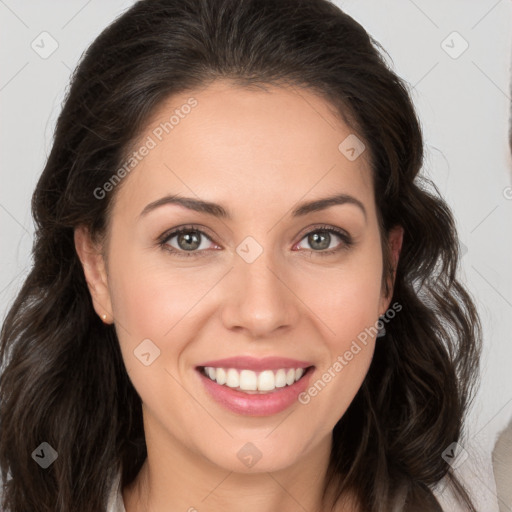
[112, 80, 375, 222]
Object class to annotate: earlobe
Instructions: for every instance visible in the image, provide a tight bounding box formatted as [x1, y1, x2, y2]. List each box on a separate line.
[74, 225, 113, 323]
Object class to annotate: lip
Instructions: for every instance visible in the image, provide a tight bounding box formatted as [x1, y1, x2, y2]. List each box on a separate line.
[196, 365, 315, 416]
[196, 356, 313, 372]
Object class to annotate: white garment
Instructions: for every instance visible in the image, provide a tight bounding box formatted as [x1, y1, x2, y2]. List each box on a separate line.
[106, 469, 126, 512]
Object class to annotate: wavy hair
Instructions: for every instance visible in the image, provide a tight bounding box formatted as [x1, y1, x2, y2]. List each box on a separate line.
[0, 0, 482, 510]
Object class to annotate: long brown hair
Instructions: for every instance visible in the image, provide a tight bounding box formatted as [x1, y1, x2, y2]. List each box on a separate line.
[0, 0, 482, 510]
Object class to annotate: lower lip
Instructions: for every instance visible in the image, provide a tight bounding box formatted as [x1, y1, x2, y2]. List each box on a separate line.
[196, 367, 314, 416]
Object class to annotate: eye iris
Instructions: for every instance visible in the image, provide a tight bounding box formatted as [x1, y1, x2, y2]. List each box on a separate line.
[178, 231, 201, 251]
[309, 231, 330, 250]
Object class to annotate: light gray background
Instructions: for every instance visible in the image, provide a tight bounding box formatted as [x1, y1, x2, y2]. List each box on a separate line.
[1, 1, 511, 510]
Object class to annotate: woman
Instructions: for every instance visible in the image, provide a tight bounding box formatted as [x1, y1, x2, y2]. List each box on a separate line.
[0, 0, 482, 510]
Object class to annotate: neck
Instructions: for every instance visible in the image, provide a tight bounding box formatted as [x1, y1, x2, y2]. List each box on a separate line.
[122, 412, 359, 512]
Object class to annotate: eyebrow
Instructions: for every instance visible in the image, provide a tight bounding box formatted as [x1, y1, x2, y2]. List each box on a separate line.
[139, 193, 367, 222]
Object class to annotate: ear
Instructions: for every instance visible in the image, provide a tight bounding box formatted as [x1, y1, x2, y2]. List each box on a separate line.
[74, 225, 113, 323]
[379, 224, 404, 316]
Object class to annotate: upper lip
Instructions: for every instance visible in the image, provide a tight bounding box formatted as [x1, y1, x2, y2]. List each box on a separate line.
[196, 356, 314, 371]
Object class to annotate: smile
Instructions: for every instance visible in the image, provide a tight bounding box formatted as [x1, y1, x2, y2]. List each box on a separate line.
[196, 365, 315, 416]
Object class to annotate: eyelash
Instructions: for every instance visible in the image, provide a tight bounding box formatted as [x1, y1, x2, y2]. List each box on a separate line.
[157, 224, 354, 259]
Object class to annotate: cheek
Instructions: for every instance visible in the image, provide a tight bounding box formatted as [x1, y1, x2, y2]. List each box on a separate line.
[106, 246, 213, 408]
[295, 242, 382, 405]
[106, 242, 229, 383]
[108, 245, 212, 336]
[302, 246, 384, 339]
[297, 262, 381, 427]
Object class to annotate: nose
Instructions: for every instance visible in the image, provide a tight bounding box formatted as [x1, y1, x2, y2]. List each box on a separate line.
[220, 245, 301, 338]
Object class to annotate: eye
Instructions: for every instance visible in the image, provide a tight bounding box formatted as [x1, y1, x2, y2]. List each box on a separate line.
[295, 225, 354, 256]
[157, 224, 354, 259]
[158, 225, 218, 258]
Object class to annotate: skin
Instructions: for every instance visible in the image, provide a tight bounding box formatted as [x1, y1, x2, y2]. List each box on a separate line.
[75, 80, 403, 512]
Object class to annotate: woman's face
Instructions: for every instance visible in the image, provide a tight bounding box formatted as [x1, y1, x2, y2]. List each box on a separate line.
[78, 80, 402, 474]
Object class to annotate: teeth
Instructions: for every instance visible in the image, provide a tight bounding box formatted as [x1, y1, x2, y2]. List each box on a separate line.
[226, 368, 240, 388]
[216, 367, 226, 385]
[202, 366, 307, 393]
[275, 369, 287, 388]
